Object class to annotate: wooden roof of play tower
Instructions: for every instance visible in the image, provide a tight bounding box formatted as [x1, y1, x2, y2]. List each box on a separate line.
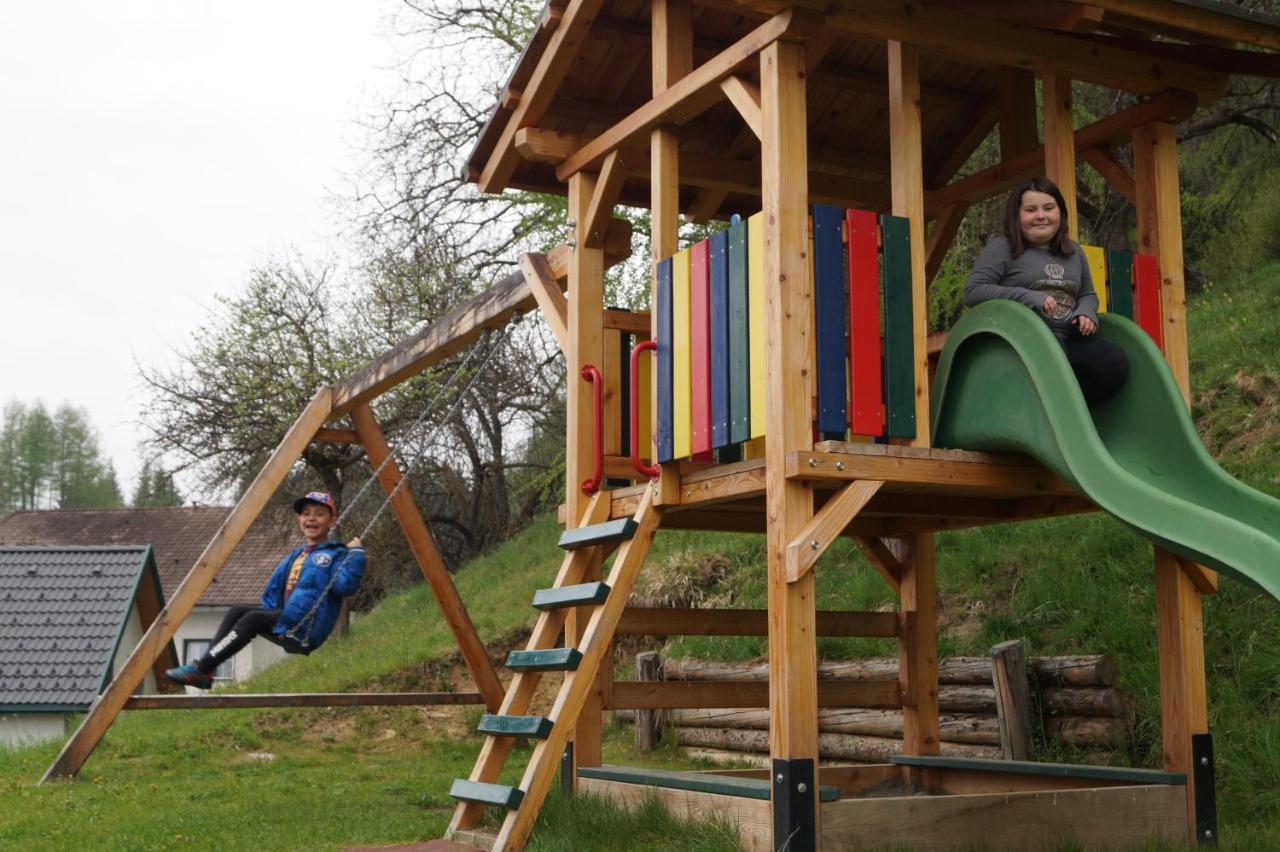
[467, 0, 1280, 216]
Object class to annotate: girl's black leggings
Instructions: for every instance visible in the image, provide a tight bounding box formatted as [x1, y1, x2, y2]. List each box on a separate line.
[1063, 335, 1129, 405]
[198, 606, 306, 670]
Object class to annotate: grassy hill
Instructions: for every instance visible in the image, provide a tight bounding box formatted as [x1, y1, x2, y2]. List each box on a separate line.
[3, 263, 1280, 850]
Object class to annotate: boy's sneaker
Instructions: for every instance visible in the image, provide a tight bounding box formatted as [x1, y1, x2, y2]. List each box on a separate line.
[165, 663, 213, 690]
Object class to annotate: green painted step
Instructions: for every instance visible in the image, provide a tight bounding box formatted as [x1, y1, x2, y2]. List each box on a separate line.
[578, 765, 841, 802]
[557, 518, 638, 550]
[890, 755, 1185, 785]
[506, 648, 582, 671]
[449, 779, 525, 810]
[531, 581, 611, 610]
[477, 713, 554, 739]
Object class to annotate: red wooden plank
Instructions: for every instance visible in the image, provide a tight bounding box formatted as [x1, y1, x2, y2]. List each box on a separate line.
[847, 209, 884, 436]
[690, 239, 712, 454]
[1133, 253, 1163, 350]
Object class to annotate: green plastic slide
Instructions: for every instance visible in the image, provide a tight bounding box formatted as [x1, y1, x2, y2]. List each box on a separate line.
[931, 300, 1280, 603]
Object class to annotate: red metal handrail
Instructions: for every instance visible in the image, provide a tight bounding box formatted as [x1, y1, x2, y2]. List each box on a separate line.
[629, 340, 660, 479]
[581, 364, 604, 495]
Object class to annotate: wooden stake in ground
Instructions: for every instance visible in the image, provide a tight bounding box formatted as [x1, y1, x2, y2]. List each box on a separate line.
[991, 639, 1033, 760]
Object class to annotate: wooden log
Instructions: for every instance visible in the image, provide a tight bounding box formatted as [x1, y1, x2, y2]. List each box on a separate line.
[682, 747, 772, 769]
[1042, 686, 1126, 718]
[991, 640, 1033, 761]
[634, 651, 662, 751]
[674, 726, 1000, 762]
[661, 654, 1116, 687]
[1045, 716, 1127, 748]
[667, 707, 1000, 746]
[1032, 656, 1118, 688]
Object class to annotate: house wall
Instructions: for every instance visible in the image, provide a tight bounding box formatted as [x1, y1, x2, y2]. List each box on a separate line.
[114, 604, 157, 695]
[0, 714, 65, 747]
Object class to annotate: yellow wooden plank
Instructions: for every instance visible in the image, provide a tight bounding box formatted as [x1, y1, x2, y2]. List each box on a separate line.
[673, 247, 692, 459]
[748, 211, 766, 440]
[1082, 244, 1108, 313]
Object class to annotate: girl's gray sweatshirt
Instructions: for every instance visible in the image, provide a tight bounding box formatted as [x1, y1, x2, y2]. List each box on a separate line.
[963, 236, 1100, 342]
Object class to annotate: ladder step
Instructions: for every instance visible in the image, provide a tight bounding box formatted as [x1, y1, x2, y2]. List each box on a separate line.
[557, 518, 638, 550]
[449, 779, 525, 810]
[531, 581, 611, 610]
[506, 648, 582, 672]
[476, 713, 554, 739]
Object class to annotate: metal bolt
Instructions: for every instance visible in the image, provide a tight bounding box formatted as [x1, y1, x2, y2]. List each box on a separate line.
[810, 540, 819, 551]
[567, 238, 577, 248]
[566, 219, 577, 228]
[1201, 756, 1209, 766]
[835, 461, 845, 471]
[1204, 830, 1214, 839]
[797, 783, 807, 794]
[775, 773, 784, 784]
[807, 457, 818, 468]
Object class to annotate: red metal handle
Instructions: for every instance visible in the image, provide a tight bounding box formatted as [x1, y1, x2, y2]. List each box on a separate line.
[581, 364, 604, 495]
[630, 340, 660, 479]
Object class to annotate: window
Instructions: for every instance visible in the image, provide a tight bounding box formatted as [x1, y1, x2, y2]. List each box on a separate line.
[182, 640, 235, 682]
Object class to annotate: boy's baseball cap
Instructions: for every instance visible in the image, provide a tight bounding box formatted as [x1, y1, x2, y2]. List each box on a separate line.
[293, 491, 336, 514]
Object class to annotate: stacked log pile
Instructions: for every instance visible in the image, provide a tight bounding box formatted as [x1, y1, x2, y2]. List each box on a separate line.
[623, 653, 1126, 763]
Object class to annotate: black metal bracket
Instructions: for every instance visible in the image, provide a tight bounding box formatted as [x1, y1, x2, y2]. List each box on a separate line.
[772, 757, 816, 851]
[1192, 732, 1218, 846]
[560, 742, 574, 800]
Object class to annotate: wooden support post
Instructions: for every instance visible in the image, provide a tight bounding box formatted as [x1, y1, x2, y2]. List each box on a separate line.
[991, 639, 1033, 761]
[888, 40, 930, 446]
[761, 36, 820, 848]
[634, 651, 662, 750]
[568, 170, 607, 773]
[895, 533, 940, 763]
[1133, 120, 1191, 406]
[998, 69, 1039, 159]
[651, 0, 691, 506]
[1154, 545, 1210, 843]
[350, 405, 505, 713]
[1041, 73, 1079, 241]
[42, 388, 335, 782]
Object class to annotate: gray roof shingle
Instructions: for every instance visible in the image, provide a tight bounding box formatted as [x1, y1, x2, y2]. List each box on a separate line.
[0, 547, 154, 711]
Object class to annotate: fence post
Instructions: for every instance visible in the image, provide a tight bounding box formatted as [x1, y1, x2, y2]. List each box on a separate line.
[991, 639, 1033, 760]
[635, 651, 662, 750]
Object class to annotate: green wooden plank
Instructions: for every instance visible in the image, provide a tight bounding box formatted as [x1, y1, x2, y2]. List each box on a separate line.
[449, 779, 525, 809]
[532, 581, 611, 611]
[506, 648, 583, 671]
[579, 765, 840, 802]
[1106, 248, 1134, 320]
[890, 755, 1185, 786]
[728, 218, 751, 444]
[477, 714, 554, 739]
[880, 214, 916, 439]
[557, 518, 638, 550]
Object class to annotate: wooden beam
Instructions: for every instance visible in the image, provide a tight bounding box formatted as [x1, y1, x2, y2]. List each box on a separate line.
[1176, 556, 1219, 596]
[786, 450, 1076, 495]
[785, 480, 884, 582]
[1042, 74, 1080, 241]
[1087, 0, 1280, 51]
[998, 69, 1039, 159]
[852, 536, 903, 596]
[926, 90, 1196, 215]
[312, 427, 359, 444]
[897, 533, 941, 758]
[990, 640, 1033, 761]
[329, 221, 631, 418]
[607, 679, 901, 710]
[925, 97, 1000, 190]
[603, 309, 651, 334]
[889, 40, 931, 446]
[520, 252, 569, 350]
[478, 0, 607, 192]
[556, 8, 820, 181]
[124, 692, 485, 710]
[925, 203, 969, 286]
[583, 150, 629, 249]
[41, 388, 334, 782]
[719, 75, 763, 140]
[350, 405, 506, 713]
[616, 607, 900, 637]
[1082, 147, 1136, 203]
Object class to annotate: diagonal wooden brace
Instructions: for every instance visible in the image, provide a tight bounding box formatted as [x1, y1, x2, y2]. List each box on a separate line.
[853, 535, 904, 596]
[784, 480, 884, 582]
[519, 252, 568, 351]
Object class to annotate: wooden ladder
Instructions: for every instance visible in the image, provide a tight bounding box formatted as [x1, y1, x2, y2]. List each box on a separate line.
[445, 485, 660, 850]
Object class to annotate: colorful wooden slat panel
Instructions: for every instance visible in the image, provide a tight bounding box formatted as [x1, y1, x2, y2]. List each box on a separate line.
[846, 209, 884, 437]
[1081, 244, 1108, 313]
[880, 215, 916, 439]
[690, 241, 712, 455]
[813, 204, 848, 436]
[655, 259, 674, 463]
[709, 231, 731, 449]
[1106, 248, 1134, 320]
[1133, 253, 1163, 349]
[748, 212, 767, 440]
[728, 218, 751, 444]
[673, 248, 692, 459]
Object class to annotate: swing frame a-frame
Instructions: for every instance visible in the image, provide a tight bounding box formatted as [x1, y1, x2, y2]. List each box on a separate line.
[39, 224, 635, 785]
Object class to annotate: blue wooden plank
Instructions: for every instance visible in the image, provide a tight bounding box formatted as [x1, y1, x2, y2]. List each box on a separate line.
[813, 204, 848, 437]
[709, 230, 730, 449]
[727, 219, 750, 444]
[656, 258, 674, 463]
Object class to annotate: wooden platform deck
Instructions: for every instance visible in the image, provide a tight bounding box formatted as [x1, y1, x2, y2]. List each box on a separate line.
[579, 442, 1092, 537]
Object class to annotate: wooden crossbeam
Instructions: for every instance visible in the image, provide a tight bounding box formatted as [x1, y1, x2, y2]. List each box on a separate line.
[312, 428, 359, 444]
[1087, 0, 1280, 51]
[785, 480, 884, 582]
[124, 692, 485, 710]
[519, 252, 568, 350]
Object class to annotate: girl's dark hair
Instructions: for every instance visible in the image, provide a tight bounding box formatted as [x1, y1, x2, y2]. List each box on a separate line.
[1004, 176, 1074, 259]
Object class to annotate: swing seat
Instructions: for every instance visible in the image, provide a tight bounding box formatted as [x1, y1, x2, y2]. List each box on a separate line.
[266, 633, 313, 656]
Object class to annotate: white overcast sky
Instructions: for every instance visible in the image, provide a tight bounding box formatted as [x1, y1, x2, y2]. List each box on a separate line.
[0, 1, 402, 500]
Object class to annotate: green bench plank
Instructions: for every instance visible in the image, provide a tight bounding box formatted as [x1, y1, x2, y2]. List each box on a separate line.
[578, 765, 840, 802]
[449, 779, 525, 809]
[889, 755, 1185, 785]
[557, 518, 638, 550]
[531, 582, 611, 611]
[506, 648, 582, 672]
[477, 714, 554, 739]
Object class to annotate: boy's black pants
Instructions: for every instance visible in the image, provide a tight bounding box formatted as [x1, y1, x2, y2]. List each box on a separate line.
[197, 605, 307, 671]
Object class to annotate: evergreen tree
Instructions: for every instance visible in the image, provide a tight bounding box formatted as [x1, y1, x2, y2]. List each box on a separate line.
[132, 459, 183, 508]
[0, 400, 124, 511]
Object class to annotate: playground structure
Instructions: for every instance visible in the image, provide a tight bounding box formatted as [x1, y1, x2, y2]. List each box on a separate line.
[39, 1, 1280, 850]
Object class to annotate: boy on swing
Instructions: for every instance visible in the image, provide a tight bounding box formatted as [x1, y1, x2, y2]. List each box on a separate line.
[166, 491, 366, 689]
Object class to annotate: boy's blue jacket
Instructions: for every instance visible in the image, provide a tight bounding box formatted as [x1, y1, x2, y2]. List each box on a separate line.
[260, 541, 365, 649]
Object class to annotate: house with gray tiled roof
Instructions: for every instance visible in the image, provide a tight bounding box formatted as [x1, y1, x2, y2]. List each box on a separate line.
[0, 507, 297, 692]
[0, 546, 178, 746]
